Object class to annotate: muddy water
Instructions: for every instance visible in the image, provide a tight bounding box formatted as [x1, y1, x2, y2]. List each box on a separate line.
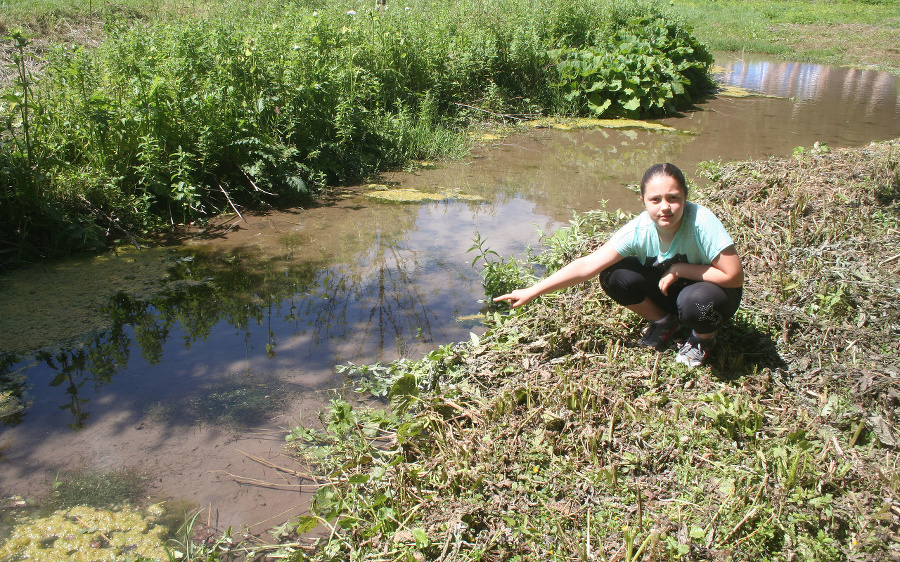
[1, 54, 899, 540]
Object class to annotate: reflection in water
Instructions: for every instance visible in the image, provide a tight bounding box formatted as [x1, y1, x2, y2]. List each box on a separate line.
[1, 253, 322, 428]
[2, 54, 900, 532]
[0, 197, 498, 429]
[713, 53, 900, 145]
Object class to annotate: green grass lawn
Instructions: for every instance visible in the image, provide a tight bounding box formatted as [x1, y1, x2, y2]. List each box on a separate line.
[670, 0, 900, 73]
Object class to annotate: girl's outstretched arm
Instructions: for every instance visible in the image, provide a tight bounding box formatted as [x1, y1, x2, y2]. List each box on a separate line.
[493, 243, 624, 309]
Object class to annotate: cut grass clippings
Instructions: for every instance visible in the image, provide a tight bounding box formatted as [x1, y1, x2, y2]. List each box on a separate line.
[283, 139, 900, 561]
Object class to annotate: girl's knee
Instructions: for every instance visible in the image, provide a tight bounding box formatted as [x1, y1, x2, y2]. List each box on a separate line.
[600, 267, 650, 306]
[676, 282, 735, 332]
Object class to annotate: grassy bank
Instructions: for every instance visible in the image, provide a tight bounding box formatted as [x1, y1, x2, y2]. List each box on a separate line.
[0, 0, 712, 272]
[670, 0, 900, 75]
[275, 140, 900, 561]
[4, 0, 898, 80]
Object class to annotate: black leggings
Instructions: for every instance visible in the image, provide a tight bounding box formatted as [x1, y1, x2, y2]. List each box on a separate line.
[599, 257, 742, 334]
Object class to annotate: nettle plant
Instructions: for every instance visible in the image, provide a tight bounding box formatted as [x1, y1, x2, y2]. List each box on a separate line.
[550, 16, 713, 117]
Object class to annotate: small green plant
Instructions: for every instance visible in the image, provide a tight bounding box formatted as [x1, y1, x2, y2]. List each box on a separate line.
[3, 30, 36, 169]
[697, 390, 763, 442]
[468, 231, 535, 304]
[165, 509, 235, 562]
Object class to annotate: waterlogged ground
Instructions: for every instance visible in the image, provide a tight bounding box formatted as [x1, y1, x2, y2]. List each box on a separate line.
[1, 54, 899, 546]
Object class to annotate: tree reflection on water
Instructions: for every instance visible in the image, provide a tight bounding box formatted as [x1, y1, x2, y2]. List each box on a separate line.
[1, 213, 459, 429]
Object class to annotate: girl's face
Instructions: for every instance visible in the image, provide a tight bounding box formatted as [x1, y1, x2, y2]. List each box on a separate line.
[641, 174, 686, 235]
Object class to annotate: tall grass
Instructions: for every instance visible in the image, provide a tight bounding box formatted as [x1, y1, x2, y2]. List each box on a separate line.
[0, 0, 712, 271]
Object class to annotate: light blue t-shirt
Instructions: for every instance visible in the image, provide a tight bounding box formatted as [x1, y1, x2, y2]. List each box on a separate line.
[609, 201, 734, 271]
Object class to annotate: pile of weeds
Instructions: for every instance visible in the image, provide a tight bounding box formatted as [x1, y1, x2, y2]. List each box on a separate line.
[278, 139, 900, 561]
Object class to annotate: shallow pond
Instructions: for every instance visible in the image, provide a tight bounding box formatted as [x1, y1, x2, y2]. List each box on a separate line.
[1, 53, 899, 541]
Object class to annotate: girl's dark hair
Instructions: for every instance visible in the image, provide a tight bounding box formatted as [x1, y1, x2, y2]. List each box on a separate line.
[640, 163, 688, 198]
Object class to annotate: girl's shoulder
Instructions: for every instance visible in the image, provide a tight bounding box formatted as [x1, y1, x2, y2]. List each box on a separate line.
[686, 201, 724, 226]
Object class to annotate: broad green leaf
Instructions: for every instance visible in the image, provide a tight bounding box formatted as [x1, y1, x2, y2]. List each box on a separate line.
[389, 372, 419, 413]
[587, 95, 612, 116]
[294, 516, 319, 534]
[622, 97, 641, 111]
[412, 528, 430, 548]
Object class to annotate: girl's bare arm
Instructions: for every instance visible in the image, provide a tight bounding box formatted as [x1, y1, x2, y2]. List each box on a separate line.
[494, 243, 624, 308]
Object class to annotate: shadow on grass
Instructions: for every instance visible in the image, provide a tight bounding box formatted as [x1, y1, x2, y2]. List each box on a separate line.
[707, 313, 787, 382]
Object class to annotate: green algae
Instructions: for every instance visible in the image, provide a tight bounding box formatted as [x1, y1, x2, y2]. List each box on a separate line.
[526, 116, 689, 133]
[149, 371, 295, 429]
[0, 247, 173, 356]
[363, 184, 485, 204]
[0, 370, 28, 420]
[0, 504, 168, 561]
[468, 130, 507, 142]
[716, 84, 783, 98]
[454, 313, 486, 322]
[48, 467, 147, 511]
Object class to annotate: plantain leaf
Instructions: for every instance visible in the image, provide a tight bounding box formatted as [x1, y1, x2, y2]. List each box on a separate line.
[389, 372, 419, 413]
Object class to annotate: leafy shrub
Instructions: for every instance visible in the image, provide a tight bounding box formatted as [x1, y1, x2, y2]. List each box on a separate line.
[550, 16, 713, 117]
[468, 231, 536, 305]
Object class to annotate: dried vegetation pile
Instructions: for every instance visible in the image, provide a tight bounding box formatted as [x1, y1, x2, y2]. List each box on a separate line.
[285, 141, 900, 561]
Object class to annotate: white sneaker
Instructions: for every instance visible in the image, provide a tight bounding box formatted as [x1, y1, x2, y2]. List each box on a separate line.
[675, 335, 715, 368]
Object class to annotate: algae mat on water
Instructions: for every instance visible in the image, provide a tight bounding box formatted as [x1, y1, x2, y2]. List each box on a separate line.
[363, 184, 485, 204]
[715, 85, 783, 98]
[0, 247, 173, 356]
[0, 504, 168, 561]
[527, 117, 691, 133]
